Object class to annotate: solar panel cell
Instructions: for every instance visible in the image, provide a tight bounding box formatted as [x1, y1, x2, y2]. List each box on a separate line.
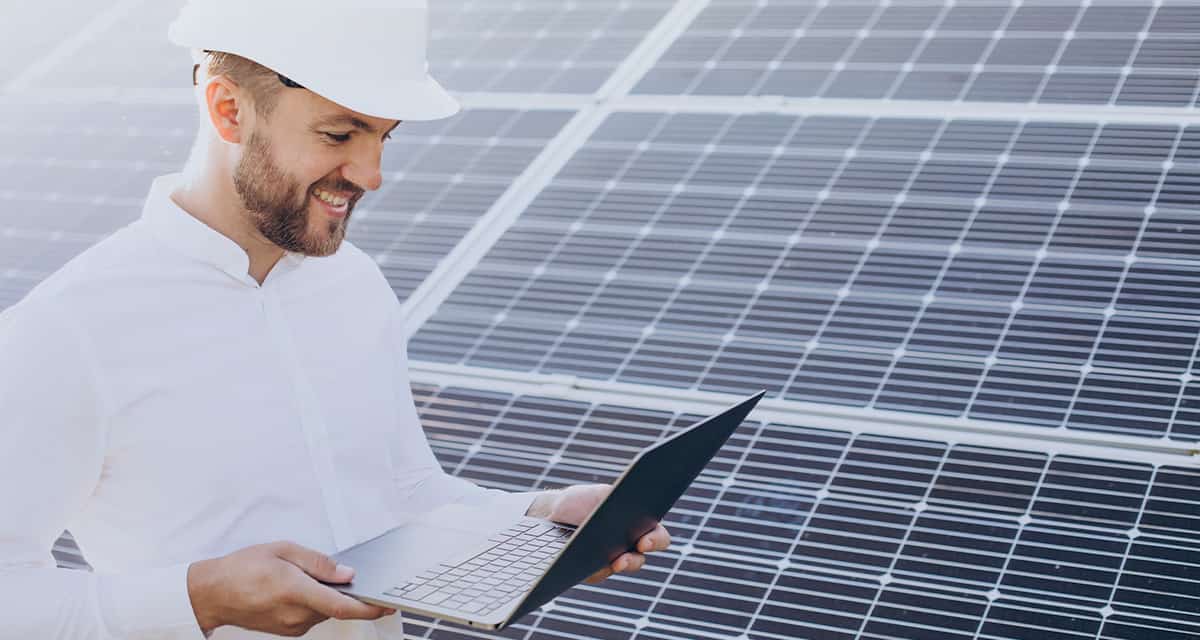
[894, 511, 1016, 588]
[907, 301, 1007, 357]
[980, 599, 1102, 640]
[1068, 373, 1180, 438]
[1001, 524, 1128, 606]
[787, 347, 892, 406]
[999, 309, 1105, 366]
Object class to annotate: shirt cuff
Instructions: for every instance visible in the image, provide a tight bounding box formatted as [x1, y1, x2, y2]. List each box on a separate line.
[97, 562, 207, 640]
[491, 490, 542, 522]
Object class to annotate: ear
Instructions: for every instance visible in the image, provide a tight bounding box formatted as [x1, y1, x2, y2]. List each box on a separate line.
[204, 76, 245, 145]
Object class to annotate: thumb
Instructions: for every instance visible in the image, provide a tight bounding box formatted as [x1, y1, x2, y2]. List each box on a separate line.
[273, 541, 355, 583]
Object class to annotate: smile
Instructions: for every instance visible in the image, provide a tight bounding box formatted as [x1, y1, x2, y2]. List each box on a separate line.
[313, 187, 350, 207]
[312, 187, 350, 219]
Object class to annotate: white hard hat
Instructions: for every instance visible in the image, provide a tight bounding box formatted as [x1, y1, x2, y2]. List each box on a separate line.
[168, 0, 459, 121]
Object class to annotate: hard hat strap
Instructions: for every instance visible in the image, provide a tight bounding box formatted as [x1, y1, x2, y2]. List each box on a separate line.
[276, 74, 304, 89]
[189, 50, 306, 91]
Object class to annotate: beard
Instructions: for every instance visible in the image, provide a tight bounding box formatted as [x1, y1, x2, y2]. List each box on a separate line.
[232, 130, 359, 257]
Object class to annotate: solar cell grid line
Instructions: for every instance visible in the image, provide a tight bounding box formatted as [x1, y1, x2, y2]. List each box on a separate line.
[55, 381, 1200, 636]
[485, 396, 597, 459]
[428, 154, 666, 368]
[457, 112, 741, 376]
[25, 0, 185, 91]
[701, 421, 858, 640]
[411, 110, 1200, 439]
[1061, 126, 1186, 441]
[0, 101, 196, 308]
[11, 0, 669, 95]
[844, 116, 1022, 410]
[578, 113, 799, 388]
[966, 123, 1134, 433]
[633, 0, 1200, 107]
[0, 0, 113, 90]
[550, 403, 676, 471]
[354, 108, 575, 300]
[960, 2, 1075, 105]
[50, 531, 91, 572]
[910, 117, 1099, 420]
[777, 116, 962, 406]
[816, 0, 932, 102]
[426, 0, 674, 94]
[984, 456, 1132, 633]
[610, 413, 772, 640]
[611, 114, 870, 393]
[0, 105, 569, 309]
[1117, 536, 1200, 629]
[986, 2, 1089, 124]
[831, 437, 950, 638]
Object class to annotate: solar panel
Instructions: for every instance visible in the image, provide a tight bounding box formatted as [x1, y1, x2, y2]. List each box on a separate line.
[24, 0, 188, 90]
[351, 108, 574, 299]
[401, 385, 1200, 640]
[0, 105, 572, 308]
[16, 0, 675, 94]
[411, 110, 1200, 440]
[429, 0, 676, 93]
[634, 0, 1200, 106]
[7, 0, 1199, 638]
[0, 102, 193, 308]
[0, 0, 106, 88]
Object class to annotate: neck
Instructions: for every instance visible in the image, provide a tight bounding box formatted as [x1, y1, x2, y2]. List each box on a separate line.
[171, 144, 284, 285]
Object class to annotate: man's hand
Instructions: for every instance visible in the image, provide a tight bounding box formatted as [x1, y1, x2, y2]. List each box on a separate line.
[186, 541, 395, 637]
[526, 484, 672, 584]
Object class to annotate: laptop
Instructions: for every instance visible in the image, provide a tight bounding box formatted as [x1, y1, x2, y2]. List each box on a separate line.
[327, 390, 765, 630]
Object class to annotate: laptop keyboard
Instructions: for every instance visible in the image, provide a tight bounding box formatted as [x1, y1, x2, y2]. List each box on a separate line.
[384, 519, 575, 616]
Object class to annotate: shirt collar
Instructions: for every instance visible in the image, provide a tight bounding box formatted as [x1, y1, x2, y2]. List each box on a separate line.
[140, 173, 306, 283]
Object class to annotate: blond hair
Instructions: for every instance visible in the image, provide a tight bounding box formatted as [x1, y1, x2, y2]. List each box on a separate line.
[193, 49, 286, 119]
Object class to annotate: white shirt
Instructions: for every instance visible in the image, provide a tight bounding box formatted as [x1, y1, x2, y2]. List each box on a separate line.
[0, 174, 535, 639]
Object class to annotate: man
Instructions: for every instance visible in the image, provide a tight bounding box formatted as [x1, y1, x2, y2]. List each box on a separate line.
[0, 1, 669, 638]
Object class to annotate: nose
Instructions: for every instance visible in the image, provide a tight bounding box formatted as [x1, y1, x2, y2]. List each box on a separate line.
[343, 145, 384, 192]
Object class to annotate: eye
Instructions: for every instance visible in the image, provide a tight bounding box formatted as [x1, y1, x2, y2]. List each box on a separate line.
[383, 131, 393, 142]
[323, 132, 351, 143]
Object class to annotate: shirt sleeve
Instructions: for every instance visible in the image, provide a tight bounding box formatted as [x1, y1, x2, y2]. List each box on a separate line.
[0, 300, 206, 640]
[386, 305, 540, 525]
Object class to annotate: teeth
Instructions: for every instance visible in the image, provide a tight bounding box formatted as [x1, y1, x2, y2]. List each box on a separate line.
[314, 188, 348, 207]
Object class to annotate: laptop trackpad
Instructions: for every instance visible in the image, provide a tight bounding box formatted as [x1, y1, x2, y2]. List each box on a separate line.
[333, 521, 489, 597]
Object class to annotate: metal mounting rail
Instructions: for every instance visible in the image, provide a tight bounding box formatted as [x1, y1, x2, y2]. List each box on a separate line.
[409, 360, 1200, 467]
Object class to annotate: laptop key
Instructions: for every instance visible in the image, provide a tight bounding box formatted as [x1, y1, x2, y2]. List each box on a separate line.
[406, 585, 437, 601]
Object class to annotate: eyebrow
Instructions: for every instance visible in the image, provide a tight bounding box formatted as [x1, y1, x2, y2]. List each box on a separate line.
[310, 114, 402, 137]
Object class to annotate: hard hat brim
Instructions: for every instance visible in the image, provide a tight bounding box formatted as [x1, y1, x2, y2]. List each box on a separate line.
[301, 69, 462, 122]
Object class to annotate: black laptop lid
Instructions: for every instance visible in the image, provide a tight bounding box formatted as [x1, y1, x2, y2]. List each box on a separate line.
[509, 391, 765, 622]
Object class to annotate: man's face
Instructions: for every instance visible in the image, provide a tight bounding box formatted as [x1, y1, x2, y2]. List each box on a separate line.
[231, 89, 399, 257]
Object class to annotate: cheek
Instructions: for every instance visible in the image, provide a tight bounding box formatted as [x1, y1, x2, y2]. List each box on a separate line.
[284, 145, 336, 185]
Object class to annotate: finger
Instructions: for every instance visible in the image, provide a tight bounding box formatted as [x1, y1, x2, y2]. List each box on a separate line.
[551, 484, 614, 525]
[585, 567, 614, 584]
[637, 524, 672, 553]
[298, 581, 394, 621]
[273, 542, 354, 583]
[613, 553, 645, 573]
